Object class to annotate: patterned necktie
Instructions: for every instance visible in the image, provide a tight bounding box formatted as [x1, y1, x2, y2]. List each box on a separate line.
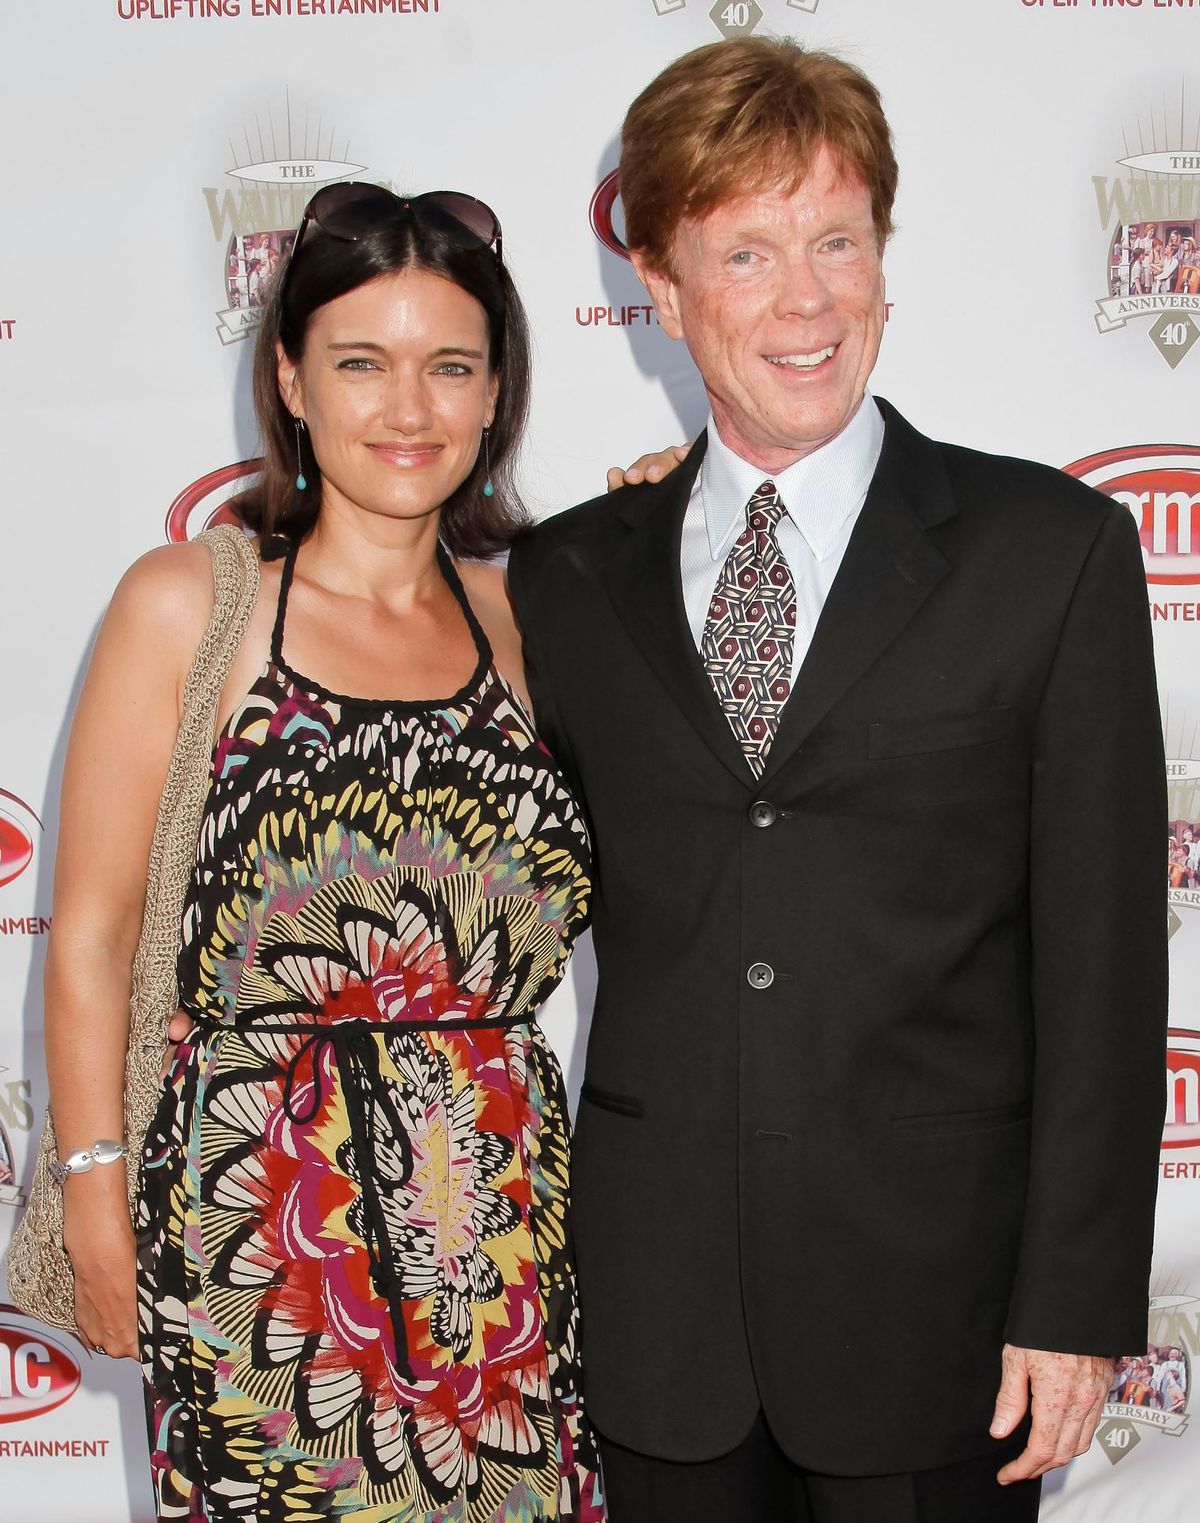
[701, 481, 797, 777]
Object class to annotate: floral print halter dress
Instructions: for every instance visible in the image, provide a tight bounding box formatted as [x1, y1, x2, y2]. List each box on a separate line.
[137, 542, 605, 1523]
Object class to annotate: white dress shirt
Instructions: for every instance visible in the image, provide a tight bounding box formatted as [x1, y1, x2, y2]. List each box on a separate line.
[680, 394, 885, 679]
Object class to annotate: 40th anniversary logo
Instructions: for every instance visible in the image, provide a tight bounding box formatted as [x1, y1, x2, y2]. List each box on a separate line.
[651, 0, 820, 40]
[1094, 88, 1200, 369]
[1097, 1293, 1194, 1464]
[204, 98, 382, 345]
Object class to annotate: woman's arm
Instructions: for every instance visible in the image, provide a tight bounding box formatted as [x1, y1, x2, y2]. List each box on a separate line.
[45, 542, 212, 1358]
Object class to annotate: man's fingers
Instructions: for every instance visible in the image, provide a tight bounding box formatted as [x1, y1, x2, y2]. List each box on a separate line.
[166, 1009, 193, 1043]
[997, 1393, 1105, 1482]
[990, 1348, 1030, 1438]
[606, 466, 626, 492]
[1075, 1399, 1105, 1456]
[997, 1427, 1058, 1485]
[1000, 1408, 1086, 1483]
[1050, 1413, 1087, 1472]
[160, 1010, 195, 1081]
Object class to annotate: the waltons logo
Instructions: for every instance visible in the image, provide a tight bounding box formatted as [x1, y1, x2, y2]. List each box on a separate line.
[204, 98, 369, 345]
[1094, 90, 1200, 368]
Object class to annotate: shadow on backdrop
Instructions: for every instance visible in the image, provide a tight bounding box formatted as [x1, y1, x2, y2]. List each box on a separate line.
[7, 620, 157, 1521]
[594, 136, 709, 445]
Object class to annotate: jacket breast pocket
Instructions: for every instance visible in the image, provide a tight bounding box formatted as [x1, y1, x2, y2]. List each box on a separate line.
[868, 705, 1015, 760]
[890, 1100, 1031, 1137]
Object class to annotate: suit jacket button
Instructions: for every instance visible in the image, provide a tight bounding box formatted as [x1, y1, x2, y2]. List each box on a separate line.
[747, 962, 775, 990]
[749, 800, 777, 828]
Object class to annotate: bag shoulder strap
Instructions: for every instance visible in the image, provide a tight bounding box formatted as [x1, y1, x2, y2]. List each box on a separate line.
[123, 526, 260, 1142]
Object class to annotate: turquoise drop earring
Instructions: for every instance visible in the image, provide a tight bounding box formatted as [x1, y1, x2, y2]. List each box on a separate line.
[482, 425, 494, 498]
[294, 417, 307, 491]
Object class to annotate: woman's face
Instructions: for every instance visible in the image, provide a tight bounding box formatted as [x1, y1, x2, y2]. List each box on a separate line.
[278, 267, 499, 531]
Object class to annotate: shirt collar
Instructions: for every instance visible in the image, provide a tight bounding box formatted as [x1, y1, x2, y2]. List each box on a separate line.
[700, 392, 885, 563]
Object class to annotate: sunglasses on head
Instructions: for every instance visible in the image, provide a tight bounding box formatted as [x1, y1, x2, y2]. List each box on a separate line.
[284, 182, 503, 281]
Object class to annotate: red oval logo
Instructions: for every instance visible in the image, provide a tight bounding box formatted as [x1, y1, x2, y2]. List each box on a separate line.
[164, 459, 261, 544]
[0, 1314, 81, 1422]
[589, 170, 629, 261]
[1064, 445, 1200, 585]
[0, 790, 41, 891]
[1164, 1028, 1200, 1151]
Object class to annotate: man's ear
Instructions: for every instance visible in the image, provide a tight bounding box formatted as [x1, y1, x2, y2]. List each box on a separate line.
[276, 341, 304, 420]
[630, 251, 684, 341]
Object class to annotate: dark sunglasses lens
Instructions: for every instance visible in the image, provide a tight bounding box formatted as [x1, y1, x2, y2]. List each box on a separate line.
[422, 192, 501, 249]
[310, 182, 399, 239]
[298, 183, 501, 256]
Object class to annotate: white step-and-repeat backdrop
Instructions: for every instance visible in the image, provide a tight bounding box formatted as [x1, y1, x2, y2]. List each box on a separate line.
[1, 1, 1197, 1517]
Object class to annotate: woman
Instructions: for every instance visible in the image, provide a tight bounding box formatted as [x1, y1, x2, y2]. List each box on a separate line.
[1177, 235, 1200, 295]
[1169, 836, 1188, 889]
[45, 185, 679, 1521]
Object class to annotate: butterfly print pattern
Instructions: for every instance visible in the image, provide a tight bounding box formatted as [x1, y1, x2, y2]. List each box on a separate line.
[136, 560, 603, 1523]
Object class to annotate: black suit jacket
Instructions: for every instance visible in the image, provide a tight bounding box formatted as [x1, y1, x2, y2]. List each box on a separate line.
[506, 400, 1166, 1476]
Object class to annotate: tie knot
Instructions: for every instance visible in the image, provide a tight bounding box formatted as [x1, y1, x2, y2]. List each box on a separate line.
[747, 482, 786, 535]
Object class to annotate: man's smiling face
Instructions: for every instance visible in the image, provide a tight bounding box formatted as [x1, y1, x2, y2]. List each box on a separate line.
[635, 143, 886, 474]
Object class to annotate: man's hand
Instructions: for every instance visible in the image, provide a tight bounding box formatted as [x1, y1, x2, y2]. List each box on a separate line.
[158, 1008, 195, 1081]
[991, 1344, 1116, 1484]
[606, 444, 690, 492]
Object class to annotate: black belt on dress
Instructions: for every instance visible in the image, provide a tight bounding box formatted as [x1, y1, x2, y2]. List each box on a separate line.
[186, 1009, 534, 1377]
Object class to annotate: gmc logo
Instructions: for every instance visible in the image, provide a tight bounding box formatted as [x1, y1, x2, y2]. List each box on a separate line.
[1064, 446, 1200, 585]
[0, 1312, 81, 1422]
[1164, 1029, 1200, 1150]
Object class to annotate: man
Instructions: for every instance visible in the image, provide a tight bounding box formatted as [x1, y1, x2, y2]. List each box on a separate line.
[507, 38, 1165, 1523]
[1160, 228, 1182, 293]
[1185, 827, 1200, 886]
[1152, 1347, 1187, 1411]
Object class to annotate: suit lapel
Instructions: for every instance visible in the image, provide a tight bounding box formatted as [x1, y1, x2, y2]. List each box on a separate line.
[602, 402, 958, 792]
[759, 402, 956, 787]
[603, 434, 758, 786]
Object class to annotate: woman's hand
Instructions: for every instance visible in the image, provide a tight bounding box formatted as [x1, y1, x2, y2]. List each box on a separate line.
[64, 1183, 139, 1361]
[607, 443, 690, 492]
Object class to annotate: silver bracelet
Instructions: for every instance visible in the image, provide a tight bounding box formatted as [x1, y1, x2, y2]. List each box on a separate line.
[50, 1138, 127, 1186]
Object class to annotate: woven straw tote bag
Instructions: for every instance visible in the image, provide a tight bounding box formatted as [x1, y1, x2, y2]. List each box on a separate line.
[6, 526, 259, 1333]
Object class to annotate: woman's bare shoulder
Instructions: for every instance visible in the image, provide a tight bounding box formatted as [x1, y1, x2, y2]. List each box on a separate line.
[111, 539, 214, 616]
[99, 539, 222, 673]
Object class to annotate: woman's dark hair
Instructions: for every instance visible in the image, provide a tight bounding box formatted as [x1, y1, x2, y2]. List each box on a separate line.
[233, 201, 532, 558]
